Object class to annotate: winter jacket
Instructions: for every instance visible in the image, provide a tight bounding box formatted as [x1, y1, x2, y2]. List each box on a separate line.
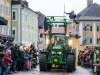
[20, 48, 28, 62]
[25, 53, 32, 60]
[13, 47, 18, 59]
[90, 52, 94, 60]
[66, 13, 76, 19]
[4, 42, 10, 49]
[3, 54, 10, 65]
[10, 47, 14, 60]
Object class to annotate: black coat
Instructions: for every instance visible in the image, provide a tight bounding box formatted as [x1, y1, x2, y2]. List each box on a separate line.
[13, 47, 19, 59]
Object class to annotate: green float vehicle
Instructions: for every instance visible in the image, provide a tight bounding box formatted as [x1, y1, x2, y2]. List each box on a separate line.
[39, 16, 76, 72]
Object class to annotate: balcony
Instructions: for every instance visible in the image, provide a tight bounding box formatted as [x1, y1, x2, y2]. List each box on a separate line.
[12, 0, 22, 4]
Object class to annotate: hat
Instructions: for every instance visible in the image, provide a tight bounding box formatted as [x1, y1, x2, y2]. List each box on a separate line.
[26, 46, 31, 51]
[20, 46, 24, 51]
[6, 50, 11, 55]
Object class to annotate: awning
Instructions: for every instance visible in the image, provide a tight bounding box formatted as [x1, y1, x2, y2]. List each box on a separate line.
[0, 35, 14, 42]
[0, 16, 8, 25]
[7, 36, 14, 41]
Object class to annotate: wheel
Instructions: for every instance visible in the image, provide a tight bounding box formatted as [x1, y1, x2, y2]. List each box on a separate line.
[47, 64, 51, 70]
[39, 54, 47, 71]
[66, 54, 75, 72]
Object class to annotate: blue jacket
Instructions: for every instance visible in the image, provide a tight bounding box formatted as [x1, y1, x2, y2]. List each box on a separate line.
[25, 53, 32, 60]
[66, 13, 76, 19]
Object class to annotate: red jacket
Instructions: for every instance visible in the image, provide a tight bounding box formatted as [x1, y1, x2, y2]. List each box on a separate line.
[3, 54, 10, 65]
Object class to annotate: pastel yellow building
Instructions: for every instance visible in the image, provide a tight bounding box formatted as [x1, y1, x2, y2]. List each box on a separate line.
[0, 0, 11, 37]
[76, 1, 100, 50]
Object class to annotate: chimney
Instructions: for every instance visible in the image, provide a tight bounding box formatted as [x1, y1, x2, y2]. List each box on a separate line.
[87, 0, 93, 7]
[22, 0, 29, 7]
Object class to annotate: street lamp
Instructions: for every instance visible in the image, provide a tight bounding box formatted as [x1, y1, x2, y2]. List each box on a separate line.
[66, 34, 69, 37]
[68, 39, 72, 45]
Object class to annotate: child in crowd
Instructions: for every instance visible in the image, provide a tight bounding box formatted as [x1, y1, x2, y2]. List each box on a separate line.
[1, 49, 12, 75]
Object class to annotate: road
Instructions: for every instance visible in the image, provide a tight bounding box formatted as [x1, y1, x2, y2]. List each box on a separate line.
[10, 65, 93, 75]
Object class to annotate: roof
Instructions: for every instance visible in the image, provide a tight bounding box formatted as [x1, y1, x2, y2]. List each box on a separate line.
[76, 3, 100, 21]
[25, 6, 39, 16]
[36, 12, 46, 28]
[12, 0, 39, 16]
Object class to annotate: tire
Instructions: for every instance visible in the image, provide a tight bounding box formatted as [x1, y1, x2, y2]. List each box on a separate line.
[39, 54, 47, 71]
[66, 54, 75, 72]
[47, 64, 51, 70]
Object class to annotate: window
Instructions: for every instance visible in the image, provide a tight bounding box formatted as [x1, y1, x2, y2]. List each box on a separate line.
[29, 31, 31, 41]
[53, 23, 58, 28]
[1, 4, 4, 14]
[33, 17, 35, 25]
[12, 30, 15, 39]
[33, 32, 35, 40]
[27, 30, 28, 40]
[97, 25, 100, 31]
[12, 11, 16, 20]
[97, 37, 100, 43]
[35, 32, 37, 41]
[76, 25, 78, 31]
[25, 14, 27, 22]
[25, 30, 27, 40]
[31, 16, 32, 24]
[22, 29, 24, 40]
[1, 26, 4, 34]
[31, 32, 32, 41]
[33, 17, 34, 25]
[22, 12, 24, 21]
[6, 6, 10, 16]
[84, 36, 92, 44]
[85, 24, 92, 31]
[29, 31, 33, 41]
[29, 15, 31, 24]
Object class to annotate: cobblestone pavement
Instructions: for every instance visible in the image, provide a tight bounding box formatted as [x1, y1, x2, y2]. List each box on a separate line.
[10, 66, 93, 75]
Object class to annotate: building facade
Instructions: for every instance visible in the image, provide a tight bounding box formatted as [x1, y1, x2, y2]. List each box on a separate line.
[77, 1, 100, 50]
[36, 12, 48, 50]
[0, 0, 12, 37]
[12, 0, 39, 47]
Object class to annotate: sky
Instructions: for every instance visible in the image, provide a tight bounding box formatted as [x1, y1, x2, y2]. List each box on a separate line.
[28, 0, 100, 17]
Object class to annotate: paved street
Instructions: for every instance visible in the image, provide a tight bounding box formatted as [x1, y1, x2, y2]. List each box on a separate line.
[10, 65, 92, 75]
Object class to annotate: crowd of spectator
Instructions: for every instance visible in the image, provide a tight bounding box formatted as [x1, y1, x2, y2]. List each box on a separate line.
[78, 46, 100, 75]
[0, 40, 38, 75]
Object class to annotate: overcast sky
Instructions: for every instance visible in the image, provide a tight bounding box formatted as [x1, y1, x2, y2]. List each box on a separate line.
[28, 0, 100, 17]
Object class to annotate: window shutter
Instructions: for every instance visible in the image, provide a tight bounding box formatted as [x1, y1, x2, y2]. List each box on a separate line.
[97, 38, 98, 43]
[85, 26, 86, 31]
[90, 25, 92, 31]
[3, 5, 4, 14]
[9, 7, 10, 16]
[6, 6, 7, 15]
[0, 4, 1, 13]
[8, 26, 10, 35]
[1, 5, 2, 13]
[97, 25, 99, 31]
[90, 37, 92, 43]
